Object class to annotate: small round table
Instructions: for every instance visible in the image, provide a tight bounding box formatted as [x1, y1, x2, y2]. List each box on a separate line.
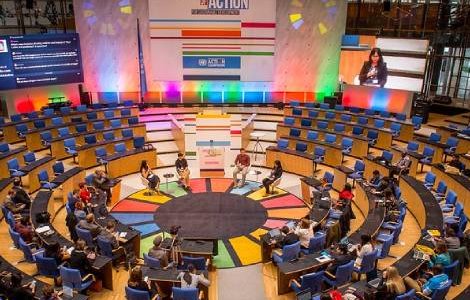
[163, 173, 175, 192]
[249, 169, 262, 184]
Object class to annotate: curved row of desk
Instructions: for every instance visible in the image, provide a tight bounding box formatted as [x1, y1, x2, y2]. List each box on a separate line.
[284, 106, 414, 143]
[2, 106, 139, 144]
[274, 178, 386, 294]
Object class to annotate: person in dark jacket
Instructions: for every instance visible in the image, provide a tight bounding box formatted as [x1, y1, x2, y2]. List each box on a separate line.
[12, 179, 31, 209]
[277, 226, 299, 248]
[67, 239, 93, 276]
[326, 244, 355, 274]
[262, 160, 283, 195]
[359, 47, 388, 88]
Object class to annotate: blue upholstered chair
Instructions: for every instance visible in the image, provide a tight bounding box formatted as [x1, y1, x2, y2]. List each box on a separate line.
[7, 158, 26, 177]
[38, 170, 57, 190]
[143, 253, 161, 269]
[58, 127, 70, 137]
[125, 286, 158, 300]
[322, 260, 354, 287]
[313, 147, 325, 172]
[302, 232, 326, 254]
[278, 139, 288, 149]
[60, 266, 94, 293]
[423, 172, 436, 190]
[52, 161, 65, 176]
[290, 271, 324, 295]
[395, 289, 415, 300]
[122, 128, 134, 138]
[64, 138, 78, 162]
[172, 287, 200, 300]
[419, 146, 435, 172]
[272, 241, 301, 264]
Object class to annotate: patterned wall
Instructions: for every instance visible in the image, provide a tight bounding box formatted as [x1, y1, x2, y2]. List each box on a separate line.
[73, 0, 346, 100]
[73, 0, 151, 93]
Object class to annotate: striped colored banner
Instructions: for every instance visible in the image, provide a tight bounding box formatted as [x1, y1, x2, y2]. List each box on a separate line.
[182, 29, 241, 37]
[150, 37, 275, 40]
[241, 22, 276, 28]
[183, 51, 274, 56]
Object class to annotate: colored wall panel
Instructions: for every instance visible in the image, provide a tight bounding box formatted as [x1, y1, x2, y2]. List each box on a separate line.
[203, 91, 223, 103]
[285, 92, 305, 103]
[97, 92, 118, 103]
[244, 91, 264, 103]
[182, 91, 201, 103]
[342, 84, 413, 115]
[162, 90, 181, 103]
[225, 91, 242, 103]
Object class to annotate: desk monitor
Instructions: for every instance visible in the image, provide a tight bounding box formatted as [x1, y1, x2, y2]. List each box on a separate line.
[296, 290, 312, 300]
[268, 228, 281, 238]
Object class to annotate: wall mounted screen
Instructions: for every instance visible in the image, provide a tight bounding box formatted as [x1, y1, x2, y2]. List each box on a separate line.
[0, 33, 83, 91]
[148, 0, 276, 82]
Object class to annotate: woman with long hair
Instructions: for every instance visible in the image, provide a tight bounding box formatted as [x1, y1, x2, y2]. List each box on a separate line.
[359, 47, 388, 87]
[177, 264, 210, 288]
[127, 266, 156, 297]
[140, 160, 160, 194]
[376, 266, 407, 300]
[262, 160, 283, 195]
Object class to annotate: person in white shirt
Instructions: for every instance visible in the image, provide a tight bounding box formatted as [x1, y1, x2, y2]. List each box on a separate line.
[177, 264, 210, 289]
[392, 152, 411, 176]
[354, 234, 374, 268]
[294, 218, 315, 249]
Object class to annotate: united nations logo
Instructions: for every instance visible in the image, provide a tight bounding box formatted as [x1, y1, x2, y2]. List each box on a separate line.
[198, 59, 208, 66]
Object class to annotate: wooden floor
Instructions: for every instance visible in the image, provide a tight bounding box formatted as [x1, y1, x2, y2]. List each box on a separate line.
[1, 111, 470, 299]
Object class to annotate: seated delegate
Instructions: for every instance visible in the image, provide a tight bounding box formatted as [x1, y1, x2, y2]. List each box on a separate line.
[375, 266, 406, 300]
[67, 239, 94, 277]
[233, 148, 250, 187]
[404, 264, 449, 296]
[127, 266, 157, 297]
[294, 218, 315, 250]
[140, 159, 160, 194]
[78, 213, 102, 238]
[325, 244, 355, 275]
[148, 235, 170, 268]
[175, 153, 190, 190]
[262, 160, 283, 195]
[98, 220, 127, 268]
[177, 264, 210, 289]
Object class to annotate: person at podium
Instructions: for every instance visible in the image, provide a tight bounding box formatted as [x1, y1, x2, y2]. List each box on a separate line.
[233, 148, 250, 187]
[175, 153, 190, 190]
[359, 47, 388, 88]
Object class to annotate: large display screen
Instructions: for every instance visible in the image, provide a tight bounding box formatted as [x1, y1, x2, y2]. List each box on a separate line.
[0, 33, 83, 90]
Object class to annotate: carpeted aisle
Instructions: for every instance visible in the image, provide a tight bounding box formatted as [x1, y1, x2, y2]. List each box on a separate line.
[217, 264, 267, 300]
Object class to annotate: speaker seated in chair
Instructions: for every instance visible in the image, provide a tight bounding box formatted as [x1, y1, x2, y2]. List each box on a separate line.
[233, 148, 251, 187]
[175, 152, 191, 190]
[140, 160, 160, 195]
[262, 160, 283, 196]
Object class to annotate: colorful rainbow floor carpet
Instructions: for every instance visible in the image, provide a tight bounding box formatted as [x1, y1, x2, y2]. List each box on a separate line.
[110, 178, 309, 268]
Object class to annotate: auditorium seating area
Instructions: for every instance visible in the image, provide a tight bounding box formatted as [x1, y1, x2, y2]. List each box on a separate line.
[0, 100, 469, 299]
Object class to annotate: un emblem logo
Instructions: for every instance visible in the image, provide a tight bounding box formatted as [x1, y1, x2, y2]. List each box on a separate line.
[198, 59, 207, 66]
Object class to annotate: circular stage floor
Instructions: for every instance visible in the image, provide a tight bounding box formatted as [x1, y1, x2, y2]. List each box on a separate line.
[110, 178, 310, 268]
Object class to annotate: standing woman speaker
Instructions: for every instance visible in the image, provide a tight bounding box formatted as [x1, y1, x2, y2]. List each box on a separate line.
[359, 47, 388, 88]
